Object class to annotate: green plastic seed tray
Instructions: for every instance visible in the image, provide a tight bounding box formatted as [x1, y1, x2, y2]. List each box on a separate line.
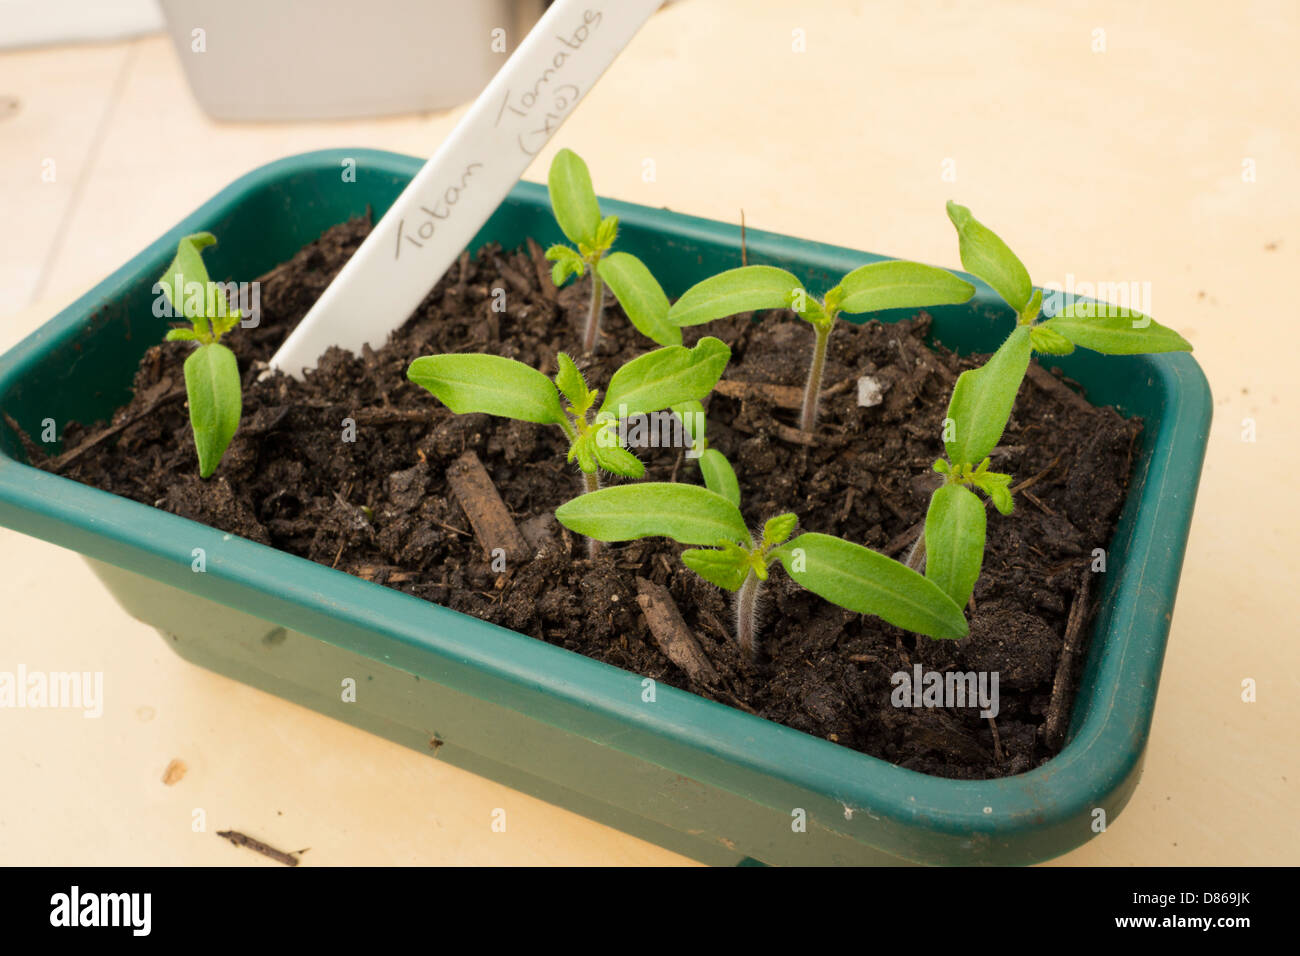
[0, 150, 1212, 865]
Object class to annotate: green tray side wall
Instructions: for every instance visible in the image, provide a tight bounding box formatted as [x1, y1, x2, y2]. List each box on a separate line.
[0, 150, 1212, 865]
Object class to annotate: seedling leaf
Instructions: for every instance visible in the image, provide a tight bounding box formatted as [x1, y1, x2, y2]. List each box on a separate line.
[545, 244, 585, 286]
[184, 342, 241, 479]
[555, 482, 750, 546]
[836, 260, 975, 315]
[595, 214, 619, 251]
[699, 448, 740, 507]
[1029, 324, 1075, 355]
[600, 337, 730, 418]
[596, 252, 682, 346]
[1042, 303, 1192, 354]
[762, 512, 798, 547]
[944, 325, 1031, 465]
[774, 532, 968, 640]
[924, 483, 986, 608]
[547, 148, 600, 247]
[593, 442, 644, 478]
[668, 265, 804, 327]
[407, 354, 566, 425]
[553, 352, 590, 409]
[946, 202, 1033, 313]
[681, 547, 750, 591]
[972, 470, 1015, 515]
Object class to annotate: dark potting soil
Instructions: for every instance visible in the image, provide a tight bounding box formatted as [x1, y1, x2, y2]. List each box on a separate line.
[40, 216, 1141, 779]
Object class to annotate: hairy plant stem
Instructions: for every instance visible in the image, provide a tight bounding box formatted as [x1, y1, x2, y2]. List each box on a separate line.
[800, 321, 832, 432]
[736, 568, 761, 659]
[584, 469, 602, 558]
[583, 270, 606, 353]
[904, 528, 926, 572]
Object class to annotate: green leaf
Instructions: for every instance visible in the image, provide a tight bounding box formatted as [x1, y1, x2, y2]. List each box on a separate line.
[1029, 324, 1075, 355]
[944, 326, 1031, 465]
[600, 337, 730, 418]
[762, 512, 798, 547]
[1042, 303, 1192, 354]
[210, 302, 241, 338]
[407, 354, 565, 425]
[595, 214, 619, 251]
[165, 328, 200, 342]
[555, 482, 750, 546]
[682, 547, 750, 591]
[972, 470, 1015, 515]
[1019, 288, 1043, 324]
[547, 148, 600, 247]
[923, 483, 986, 608]
[946, 202, 1032, 313]
[667, 265, 804, 328]
[593, 441, 645, 479]
[836, 260, 975, 315]
[545, 244, 585, 286]
[774, 533, 968, 640]
[790, 293, 826, 326]
[553, 352, 589, 409]
[698, 448, 740, 507]
[159, 232, 217, 334]
[596, 252, 682, 346]
[183, 342, 242, 479]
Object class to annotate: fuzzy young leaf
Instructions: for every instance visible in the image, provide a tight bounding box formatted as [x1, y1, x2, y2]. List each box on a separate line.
[1029, 324, 1075, 355]
[593, 441, 645, 478]
[762, 512, 798, 547]
[946, 202, 1033, 313]
[545, 244, 585, 286]
[924, 483, 986, 608]
[944, 326, 1032, 465]
[553, 352, 591, 410]
[600, 337, 730, 418]
[836, 260, 975, 315]
[211, 305, 241, 338]
[184, 342, 241, 479]
[555, 482, 750, 546]
[547, 148, 600, 247]
[596, 252, 682, 346]
[407, 354, 566, 425]
[681, 547, 750, 591]
[165, 328, 201, 342]
[699, 447, 740, 507]
[774, 533, 968, 640]
[667, 265, 804, 328]
[972, 470, 1015, 515]
[1042, 303, 1192, 354]
[595, 214, 619, 251]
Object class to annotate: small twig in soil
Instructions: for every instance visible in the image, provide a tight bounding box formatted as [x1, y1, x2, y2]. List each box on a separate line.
[987, 716, 1004, 764]
[713, 375, 854, 410]
[635, 577, 719, 685]
[1022, 490, 1056, 516]
[27, 388, 187, 473]
[739, 209, 747, 266]
[216, 830, 301, 867]
[772, 422, 817, 447]
[526, 237, 558, 302]
[446, 450, 531, 565]
[1044, 568, 1093, 751]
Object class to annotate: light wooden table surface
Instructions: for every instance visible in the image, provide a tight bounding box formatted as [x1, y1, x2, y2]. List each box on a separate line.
[1, 0, 1296, 865]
